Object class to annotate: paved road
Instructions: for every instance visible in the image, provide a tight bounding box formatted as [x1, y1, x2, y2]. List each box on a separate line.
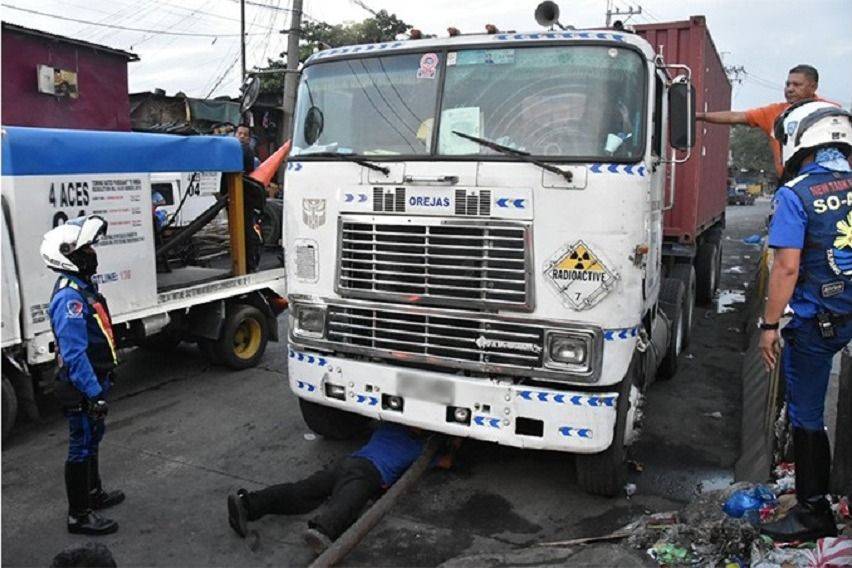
[1, 200, 771, 567]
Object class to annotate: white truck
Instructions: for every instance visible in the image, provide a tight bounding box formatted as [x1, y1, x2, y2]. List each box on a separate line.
[283, 15, 709, 495]
[1, 127, 287, 439]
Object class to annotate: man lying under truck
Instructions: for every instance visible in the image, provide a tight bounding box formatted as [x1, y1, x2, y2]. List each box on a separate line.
[227, 422, 456, 554]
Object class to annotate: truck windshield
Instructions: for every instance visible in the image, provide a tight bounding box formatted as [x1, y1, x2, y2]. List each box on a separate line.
[439, 45, 645, 160]
[292, 53, 441, 156]
[293, 44, 645, 161]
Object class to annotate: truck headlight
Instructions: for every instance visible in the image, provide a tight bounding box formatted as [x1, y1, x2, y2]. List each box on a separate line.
[293, 304, 326, 338]
[544, 331, 592, 373]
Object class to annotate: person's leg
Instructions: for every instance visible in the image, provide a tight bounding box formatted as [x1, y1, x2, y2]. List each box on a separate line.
[309, 457, 383, 541]
[761, 317, 850, 541]
[245, 466, 337, 520]
[65, 412, 117, 535]
[229, 464, 337, 538]
[87, 418, 125, 510]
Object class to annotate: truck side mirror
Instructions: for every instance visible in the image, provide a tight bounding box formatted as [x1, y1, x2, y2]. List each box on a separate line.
[668, 82, 695, 150]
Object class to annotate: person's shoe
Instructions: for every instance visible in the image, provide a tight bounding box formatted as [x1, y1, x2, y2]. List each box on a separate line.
[227, 489, 249, 538]
[90, 488, 125, 510]
[761, 501, 838, 542]
[67, 510, 119, 535]
[303, 527, 332, 555]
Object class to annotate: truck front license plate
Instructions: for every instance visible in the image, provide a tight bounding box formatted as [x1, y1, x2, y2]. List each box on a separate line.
[397, 373, 455, 405]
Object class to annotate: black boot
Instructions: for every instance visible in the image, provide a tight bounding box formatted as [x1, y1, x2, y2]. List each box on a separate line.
[761, 428, 837, 541]
[227, 489, 250, 538]
[88, 455, 125, 510]
[65, 461, 119, 535]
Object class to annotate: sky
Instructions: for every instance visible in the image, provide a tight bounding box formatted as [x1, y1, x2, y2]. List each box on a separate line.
[3, 0, 850, 109]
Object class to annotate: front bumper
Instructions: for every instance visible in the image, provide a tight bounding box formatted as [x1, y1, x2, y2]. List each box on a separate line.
[288, 347, 620, 453]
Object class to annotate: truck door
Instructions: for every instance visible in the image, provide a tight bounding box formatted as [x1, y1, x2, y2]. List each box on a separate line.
[646, 69, 669, 303]
[1, 202, 22, 348]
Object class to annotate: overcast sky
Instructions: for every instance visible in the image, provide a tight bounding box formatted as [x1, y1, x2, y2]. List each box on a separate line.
[3, 0, 850, 109]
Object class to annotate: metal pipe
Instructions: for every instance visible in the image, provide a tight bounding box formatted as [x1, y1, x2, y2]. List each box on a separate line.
[155, 194, 228, 259]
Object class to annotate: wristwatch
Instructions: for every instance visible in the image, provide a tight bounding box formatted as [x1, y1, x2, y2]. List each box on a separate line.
[757, 317, 779, 330]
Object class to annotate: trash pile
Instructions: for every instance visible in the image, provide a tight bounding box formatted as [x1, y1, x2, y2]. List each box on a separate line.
[621, 478, 852, 567]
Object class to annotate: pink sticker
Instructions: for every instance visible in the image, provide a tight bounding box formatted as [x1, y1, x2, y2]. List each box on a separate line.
[417, 52, 439, 79]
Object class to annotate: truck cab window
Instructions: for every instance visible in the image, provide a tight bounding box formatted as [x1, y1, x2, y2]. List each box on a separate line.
[652, 73, 664, 156]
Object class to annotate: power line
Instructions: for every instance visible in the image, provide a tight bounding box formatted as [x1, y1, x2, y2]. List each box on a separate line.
[349, 0, 379, 17]
[2, 4, 265, 37]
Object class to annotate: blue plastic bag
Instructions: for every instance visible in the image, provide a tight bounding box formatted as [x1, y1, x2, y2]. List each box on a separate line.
[722, 485, 778, 524]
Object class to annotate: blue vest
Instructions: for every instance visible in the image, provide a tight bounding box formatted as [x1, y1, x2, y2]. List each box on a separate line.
[787, 169, 852, 316]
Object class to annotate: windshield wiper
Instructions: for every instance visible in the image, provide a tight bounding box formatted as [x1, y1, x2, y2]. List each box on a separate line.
[299, 151, 390, 176]
[452, 131, 573, 183]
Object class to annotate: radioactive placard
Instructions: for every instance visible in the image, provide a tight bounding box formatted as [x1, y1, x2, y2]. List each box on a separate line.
[544, 240, 618, 310]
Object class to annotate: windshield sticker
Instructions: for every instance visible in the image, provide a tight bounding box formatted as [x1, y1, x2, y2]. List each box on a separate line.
[417, 53, 439, 79]
[544, 240, 618, 310]
[437, 107, 481, 154]
[447, 52, 458, 66]
[456, 49, 515, 66]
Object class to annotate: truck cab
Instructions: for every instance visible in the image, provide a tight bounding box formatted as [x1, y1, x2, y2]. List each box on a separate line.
[283, 28, 696, 495]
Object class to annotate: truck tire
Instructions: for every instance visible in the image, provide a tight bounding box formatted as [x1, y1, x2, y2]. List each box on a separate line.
[657, 278, 685, 380]
[695, 241, 719, 306]
[668, 263, 696, 348]
[2, 376, 18, 442]
[575, 366, 633, 497]
[298, 398, 371, 441]
[216, 304, 269, 370]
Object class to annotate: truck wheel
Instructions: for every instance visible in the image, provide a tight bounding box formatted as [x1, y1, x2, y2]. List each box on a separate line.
[695, 241, 719, 306]
[298, 398, 371, 440]
[658, 278, 685, 380]
[216, 304, 269, 370]
[575, 366, 633, 497]
[668, 263, 696, 348]
[2, 377, 18, 442]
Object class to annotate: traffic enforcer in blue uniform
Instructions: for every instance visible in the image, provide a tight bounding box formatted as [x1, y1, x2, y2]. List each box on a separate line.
[760, 100, 852, 542]
[42, 215, 125, 536]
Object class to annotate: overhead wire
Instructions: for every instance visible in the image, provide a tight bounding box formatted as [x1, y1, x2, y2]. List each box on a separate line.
[1, 4, 264, 37]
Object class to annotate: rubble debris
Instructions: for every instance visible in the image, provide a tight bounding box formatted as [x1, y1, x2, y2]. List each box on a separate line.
[742, 234, 764, 245]
[648, 542, 689, 564]
[625, 483, 637, 497]
[704, 411, 723, 419]
[723, 485, 778, 524]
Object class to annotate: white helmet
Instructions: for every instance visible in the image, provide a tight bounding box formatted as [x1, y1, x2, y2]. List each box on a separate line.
[40, 215, 108, 273]
[775, 100, 852, 179]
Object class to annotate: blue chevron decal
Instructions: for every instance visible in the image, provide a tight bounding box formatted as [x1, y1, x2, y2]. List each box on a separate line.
[559, 426, 593, 438]
[603, 325, 640, 341]
[494, 32, 625, 42]
[296, 380, 316, 393]
[286, 162, 303, 171]
[473, 416, 501, 428]
[589, 164, 647, 177]
[517, 390, 618, 407]
[355, 394, 379, 406]
[289, 349, 329, 367]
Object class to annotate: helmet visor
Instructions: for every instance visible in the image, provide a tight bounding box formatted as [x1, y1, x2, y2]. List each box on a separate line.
[67, 215, 108, 250]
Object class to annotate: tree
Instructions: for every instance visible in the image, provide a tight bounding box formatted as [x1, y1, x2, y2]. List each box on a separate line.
[729, 124, 775, 174]
[258, 10, 411, 94]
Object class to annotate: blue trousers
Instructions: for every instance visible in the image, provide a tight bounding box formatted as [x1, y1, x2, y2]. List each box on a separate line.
[66, 411, 105, 463]
[781, 315, 852, 431]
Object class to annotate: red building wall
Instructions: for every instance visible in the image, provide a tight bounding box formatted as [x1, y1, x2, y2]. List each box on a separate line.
[2, 30, 134, 131]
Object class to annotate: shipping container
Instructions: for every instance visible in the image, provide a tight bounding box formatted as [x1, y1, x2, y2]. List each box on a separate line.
[636, 17, 731, 245]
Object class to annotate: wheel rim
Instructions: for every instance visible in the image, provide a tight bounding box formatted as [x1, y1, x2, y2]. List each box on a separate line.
[233, 318, 262, 360]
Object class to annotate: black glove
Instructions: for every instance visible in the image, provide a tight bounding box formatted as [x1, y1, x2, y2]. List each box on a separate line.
[88, 398, 109, 419]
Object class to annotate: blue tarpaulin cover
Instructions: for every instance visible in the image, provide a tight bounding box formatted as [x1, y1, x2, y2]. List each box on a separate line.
[1, 126, 243, 175]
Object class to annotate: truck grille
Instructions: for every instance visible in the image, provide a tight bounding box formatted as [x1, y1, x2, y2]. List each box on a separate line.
[336, 217, 532, 310]
[327, 304, 544, 367]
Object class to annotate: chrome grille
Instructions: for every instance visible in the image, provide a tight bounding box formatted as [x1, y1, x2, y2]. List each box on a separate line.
[327, 305, 543, 367]
[337, 218, 532, 310]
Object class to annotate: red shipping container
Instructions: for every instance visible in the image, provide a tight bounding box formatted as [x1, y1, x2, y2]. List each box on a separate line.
[636, 17, 731, 244]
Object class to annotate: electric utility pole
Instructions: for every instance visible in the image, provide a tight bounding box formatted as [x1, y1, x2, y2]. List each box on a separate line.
[240, 0, 246, 83]
[282, 0, 303, 140]
[606, 0, 642, 27]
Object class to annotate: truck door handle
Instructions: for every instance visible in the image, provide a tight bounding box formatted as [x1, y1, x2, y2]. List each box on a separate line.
[403, 175, 459, 185]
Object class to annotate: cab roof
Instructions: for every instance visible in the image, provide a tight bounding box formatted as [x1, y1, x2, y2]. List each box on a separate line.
[304, 29, 655, 66]
[1, 126, 244, 176]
